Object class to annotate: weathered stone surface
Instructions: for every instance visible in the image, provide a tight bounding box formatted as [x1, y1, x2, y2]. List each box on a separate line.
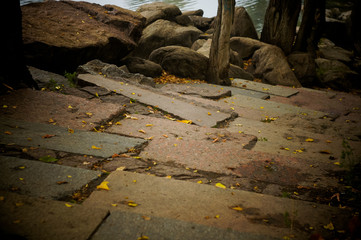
[315, 58, 360, 90]
[131, 19, 202, 58]
[22, 1, 145, 73]
[125, 57, 163, 77]
[149, 46, 209, 80]
[188, 15, 214, 32]
[160, 83, 231, 99]
[183, 9, 204, 17]
[230, 37, 265, 59]
[229, 64, 254, 80]
[174, 14, 193, 26]
[318, 38, 353, 63]
[287, 52, 318, 87]
[253, 45, 302, 87]
[136, 2, 182, 26]
[231, 7, 258, 39]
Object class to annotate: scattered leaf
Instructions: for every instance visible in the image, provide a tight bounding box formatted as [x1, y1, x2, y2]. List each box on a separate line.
[324, 222, 334, 230]
[215, 183, 226, 189]
[305, 138, 314, 142]
[68, 128, 74, 134]
[128, 202, 138, 207]
[142, 216, 151, 221]
[197, 180, 203, 184]
[145, 124, 153, 127]
[65, 203, 73, 208]
[15, 202, 24, 207]
[334, 162, 341, 166]
[232, 206, 243, 211]
[4, 131, 12, 135]
[39, 155, 58, 163]
[92, 145, 102, 150]
[215, 215, 220, 219]
[42, 134, 55, 139]
[97, 181, 110, 191]
[112, 153, 121, 158]
[138, 129, 146, 134]
[116, 166, 126, 171]
[320, 150, 331, 154]
[57, 181, 68, 185]
[166, 175, 172, 179]
[137, 236, 149, 240]
[162, 134, 168, 138]
[111, 203, 118, 207]
[177, 120, 192, 124]
[208, 112, 212, 115]
[0, 196, 4, 201]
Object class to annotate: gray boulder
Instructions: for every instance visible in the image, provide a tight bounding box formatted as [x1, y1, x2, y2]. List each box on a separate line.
[229, 64, 254, 80]
[231, 7, 258, 39]
[149, 46, 209, 80]
[315, 58, 360, 90]
[136, 2, 181, 26]
[131, 19, 202, 58]
[230, 37, 265, 59]
[287, 52, 318, 87]
[125, 57, 163, 77]
[252, 45, 302, 87]
[188, 15, 214, 32]
[318, 38, 353, 63]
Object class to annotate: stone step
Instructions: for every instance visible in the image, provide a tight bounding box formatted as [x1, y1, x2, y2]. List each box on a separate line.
[232, 79, 299, 97]
[0, 191, 107, 240]
[226, 94, 332, 118]
[83, 171, 351, 240]
[0, 156, 102, 199]
[91, 210, 277, 240]
[0, 117, 146, 158]
[77, 74, 233, 127]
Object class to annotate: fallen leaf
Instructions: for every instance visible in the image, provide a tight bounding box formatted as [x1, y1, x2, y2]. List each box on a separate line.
[215, 183, 226, 189]
[111, 203, 118, 207]
[0, 196, 4, 201]
[334, 162, 341, 166]
[68, 128, 74, 134]
[15, 202, 24, 207]
[4, 131, 12, 135]
[39, 155, 58, 163]
[65, 203, 73, 208]
[128, 202, 138, 207]
[177, 120, 192, 124]
[116, 166, 126, 171]
[319, 150, 331, 154]
[138, 129, 146, 134]
[232, 206, 243, 211]
[112, 153, 121, 158]
[142, 216, 151, 221]
[162, 134, 168, 138]
[97, 181, 110, 191]
[92, 145, 102, 150]
[145, 124, 153, 127]
[215, 215, 220, 219]
[305, 138, 314, 142]
[166, 175, 172, 179]
[137, 236, 149, 240]
[324, 222, 334, 230]
[208, 112, 212, 115]
[56, 181, 68, 185]
[197, 180, 203, 184]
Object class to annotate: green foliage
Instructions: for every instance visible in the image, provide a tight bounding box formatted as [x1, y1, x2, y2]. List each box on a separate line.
[64, 71, 77, 87]
[46, 79, 64, 92]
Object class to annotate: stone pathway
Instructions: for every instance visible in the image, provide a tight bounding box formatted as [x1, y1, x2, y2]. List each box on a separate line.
[1, 69, 361, 239]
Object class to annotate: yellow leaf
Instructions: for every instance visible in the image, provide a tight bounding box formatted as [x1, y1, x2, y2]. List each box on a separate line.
[68, 105, 73, 109]
[4, 131, 12, 135]
[162, 134, 168, 138]
[0, 196, 4, 201]
[111, 203, 118, 207]
[260, 106, 264, 109]
[215, 215, 220, 219]
[68, 128, 74, 134]
[215, 183, 226, 189]
[137, 236, 149, 240]
[92, 145, 102, 150]
[287, 137, 293, 140]
[197, 180, 203, 184]
[15, 202, 24, 207]
[65, 203, 73, 208]
[232, 206, 243, 211]
[305, 138, 314, 142]
[138, 129, 146, 134]
[177, 120, 192, 124]
[334, 162, 341, 166]
[166, 175, 172, 179]
[324, 222, 334, 230]
[95, 92, 99, 98]
[142, 216, 151, 221]
[128, 202, 138, 207]
[97, 181, 110, 191]
[208, 112, 212, 116]
[145, 124, 153, 127]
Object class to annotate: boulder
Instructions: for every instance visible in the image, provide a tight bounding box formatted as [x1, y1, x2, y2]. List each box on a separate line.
[252, 45, 302, 87]
[230, 37, 265, 59]
[183, 9, 204, 17]
[229, 64, 254, 80]
[136, 2, 181, 26]
[124, 57, 163, 77]
[287, 52, 318, 87]
[188, 15, 214, 32]
[231, 7, 258, 40]
[22, 1, 145, 74]
[315, 58, 360, 90]
[149, 46, 209, 80]
[175, 14, 193, 26]
[318, 38, 353, 63]
[191, 39, 207, 51]
[131, 19, 202, 58]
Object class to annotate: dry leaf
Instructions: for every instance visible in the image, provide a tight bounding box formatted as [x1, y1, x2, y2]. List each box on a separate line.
[92, 145, 102, 150]
[177, 120, 192, 124]
[4, 131, 12, 135]
[65, 203, 73, 208]
[215, 183, 226, 189]
[42, 134, 55, 139]
[97, 181, 110, 191]
[232, 206, 243, 211]
[305, 138, 314, 142]
[138, 129, 146, 134]
[324, 222, 334, 230]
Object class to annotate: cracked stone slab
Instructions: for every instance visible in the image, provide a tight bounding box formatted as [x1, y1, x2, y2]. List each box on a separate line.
[0, 191, 107, 240]
[77, 74, 232, 127]
[91, 210, 276, 240]
[84, 171, 351, 240]
[0, 88, 124, 131]
[232, 79, 299, 97]
[0, 117, 147, 158]
[0, 156, 102, 199]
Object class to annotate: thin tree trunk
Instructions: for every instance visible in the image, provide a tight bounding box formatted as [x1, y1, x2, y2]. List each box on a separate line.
[260, 0, 301, 55]
[207, 0, 235, 85]
[294, 0, 325, 55]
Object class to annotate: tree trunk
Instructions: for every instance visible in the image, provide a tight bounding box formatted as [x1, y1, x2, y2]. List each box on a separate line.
[294, 0, 325, 55]
[260, 0, 301, 55]
[207, 0, 235, 86]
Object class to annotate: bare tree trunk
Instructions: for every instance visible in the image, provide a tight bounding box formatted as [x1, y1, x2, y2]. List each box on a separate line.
[260, 0, 301, 55]
[294, 0, 325, 55]
[207, 0, 235, 86]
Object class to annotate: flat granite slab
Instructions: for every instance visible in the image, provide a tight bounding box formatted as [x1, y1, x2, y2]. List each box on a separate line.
[84, 171, 351, 240]
[91, 210, 277, 240]
[78, 74, 232, 127]
[0, 88, 124, 130]
[0, 156, 102, 199]
[0, 117, 147, 158]
[0, 191, 107, 240]
[232, 79, 299, 97]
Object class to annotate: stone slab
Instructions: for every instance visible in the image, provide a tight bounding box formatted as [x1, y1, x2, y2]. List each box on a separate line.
[227, 94, 330, 118]
[0, 156, 102, 199]
[84, 171, 351, 240]
[0, 88, 124, 131]
[160, 83, 270, 100]
[0, 191, 107, 240]
[91, 210, 276, 240]
[232, 79, 299, 97]
[77, 74, 232, 127]
[0, 117, 147, 158]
